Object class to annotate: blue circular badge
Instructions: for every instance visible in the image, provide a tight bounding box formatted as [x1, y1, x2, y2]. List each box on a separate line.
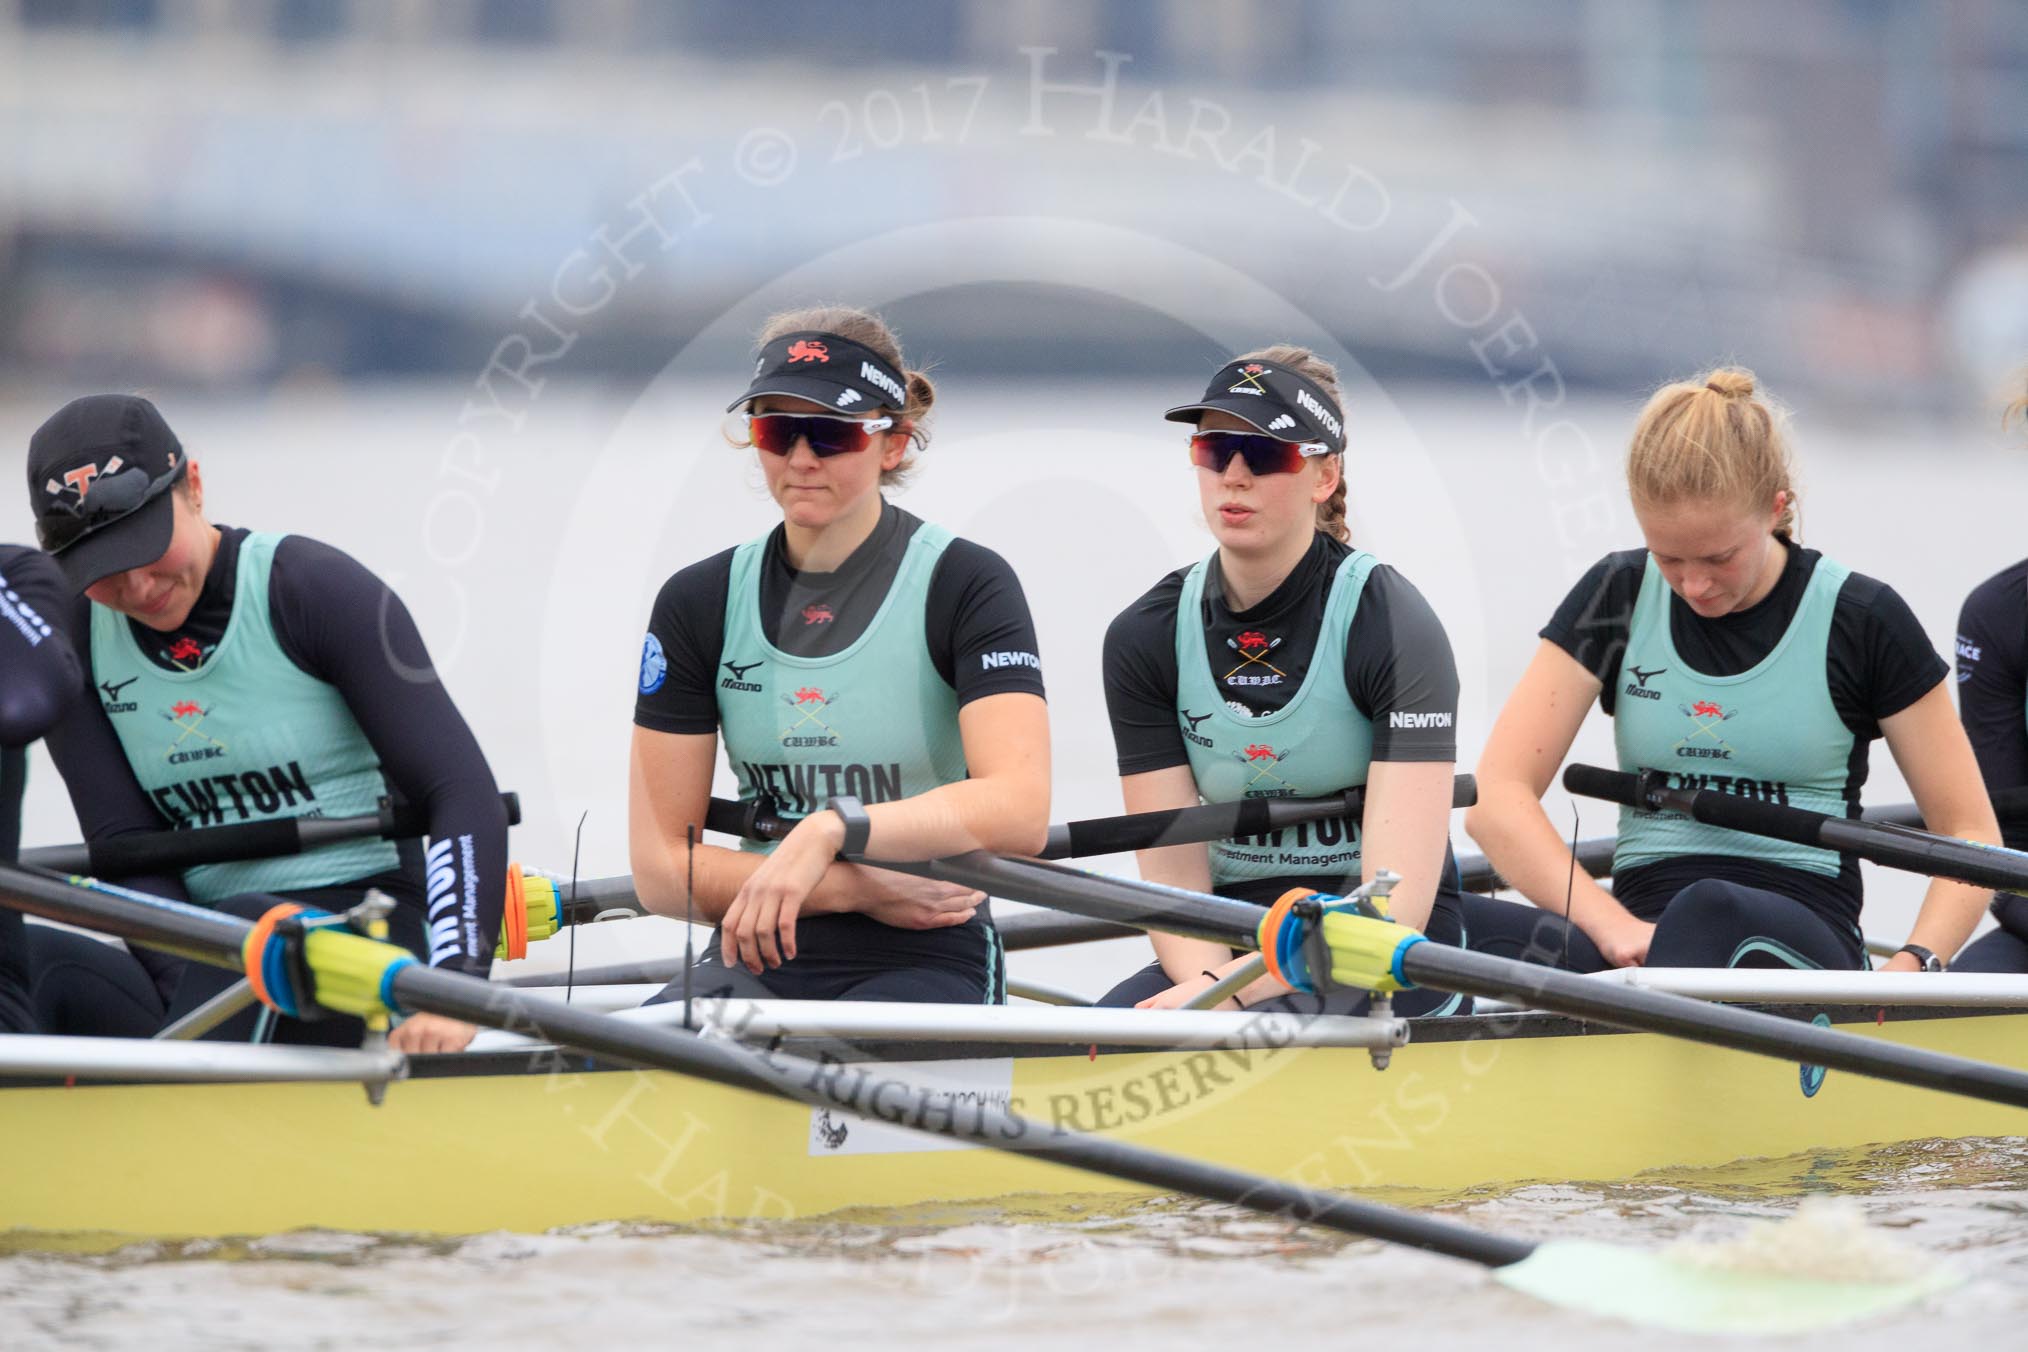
[639, 632, 667, 694]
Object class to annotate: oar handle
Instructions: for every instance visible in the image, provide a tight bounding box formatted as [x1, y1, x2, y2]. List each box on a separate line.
[1040, 775, 1477, 860]
[24, 817, 309, 877]
[704, 796, 791, 844]
[21, 791, 522, 879]
[1563, 764, 2028, 894]
[703, 780, 1479, 866]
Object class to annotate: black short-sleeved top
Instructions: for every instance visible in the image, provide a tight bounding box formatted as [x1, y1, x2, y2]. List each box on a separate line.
[1541, 540, 1945, 920]
[635, 501, 1045, 734]
[1956, 559, 2028, 850]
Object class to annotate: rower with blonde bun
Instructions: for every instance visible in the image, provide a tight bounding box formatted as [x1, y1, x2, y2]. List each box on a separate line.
[1468, 367, 1997, 973]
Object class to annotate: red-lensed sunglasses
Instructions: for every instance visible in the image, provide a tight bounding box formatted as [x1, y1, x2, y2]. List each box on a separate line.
[745, 412, 895, 458]
[1188, 430, 1331, 476]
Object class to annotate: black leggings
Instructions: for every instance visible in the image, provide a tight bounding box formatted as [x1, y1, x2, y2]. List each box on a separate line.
[0, 907, 37, 1034]
[650, 949, 1001, 1007]
[1955, 895, 2028, 973]
[1951, 928, 2028, 973]
[1455, 892, 1608, 971]
[1639, 878, 1864, 970]
[27, 925, 167, 1037]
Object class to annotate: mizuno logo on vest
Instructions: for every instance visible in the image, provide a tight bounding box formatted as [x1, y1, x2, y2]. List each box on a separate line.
[1180, 709, 1213, 748]
[739, 761, 903, 816]
[100, 676, 139, 713]
[721, 658, 764, 692]
[149, 761, 318, 828]
[1623, 666, 1667, 702]
[1387, 711, 1453, 729]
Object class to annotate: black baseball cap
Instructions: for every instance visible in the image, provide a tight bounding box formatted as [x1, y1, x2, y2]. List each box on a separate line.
[1163, 358, 1346, 455]
[26, 394, 187, 593]
[726, 331, 911, 416]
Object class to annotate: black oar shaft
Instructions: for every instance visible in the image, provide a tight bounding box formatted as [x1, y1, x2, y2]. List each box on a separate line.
[906, 851, 1259, 949]
[0, 862, 1535, 1271]
[25, 818, 316, 877]
[1042, 776, 1477, 861]
[709, 782, 1477, 867]
[1565, 766, 2028, 894]
[1399, 944, 2028, 1108]
[0, 865, 249, 966]
[394, 964, 1533, 1266]
[22, 792, 522, 879]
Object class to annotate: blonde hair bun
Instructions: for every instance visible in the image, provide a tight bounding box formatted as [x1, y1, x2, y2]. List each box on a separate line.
[1627, 364, 1799, 540]
[1704, 368, 1757, 398]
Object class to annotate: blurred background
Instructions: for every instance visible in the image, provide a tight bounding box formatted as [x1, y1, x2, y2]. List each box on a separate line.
[3, 0, 2026, 399]
[3, 0, 2026, 983]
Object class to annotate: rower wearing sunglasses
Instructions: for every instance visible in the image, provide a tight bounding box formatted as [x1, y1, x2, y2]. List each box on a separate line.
[1096, 347, 1472, 1016]
[21, 394, 509, 1052]
[0, 544, 81, 1032]
[632, 307, 1049, 1004]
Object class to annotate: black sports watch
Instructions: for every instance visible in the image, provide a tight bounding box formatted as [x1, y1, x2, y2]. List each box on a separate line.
[1894, 943, 1944, 973]
[825, 796, 872, 857]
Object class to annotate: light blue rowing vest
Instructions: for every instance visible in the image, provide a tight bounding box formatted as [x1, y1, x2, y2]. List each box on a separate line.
[89, 532, 399, 901]
[1177, 550, 1378, 887]
[714, 523, 969, 847]
[1611, 551, 1856, 878]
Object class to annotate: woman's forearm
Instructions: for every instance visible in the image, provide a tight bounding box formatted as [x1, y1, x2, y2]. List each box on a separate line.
[631, 836, 759, 925]
[1903, 806, 2002, 961]
[632, 829, 908, 924]
[1466, 781, 1630, 937]
[1905, 878, 1991, 963]
[856, 774, 1050, 861]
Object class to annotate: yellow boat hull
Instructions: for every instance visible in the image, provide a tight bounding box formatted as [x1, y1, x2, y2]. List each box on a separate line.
[7, 1009, 2025, 1245]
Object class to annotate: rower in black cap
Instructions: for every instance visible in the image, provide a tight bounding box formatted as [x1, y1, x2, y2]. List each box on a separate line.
[632, 305, 1049, 1004]
[1097, 345, 1520, 1015]
[23, 394, 509, 1052]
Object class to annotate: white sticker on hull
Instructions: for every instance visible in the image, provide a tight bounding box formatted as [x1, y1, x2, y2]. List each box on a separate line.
[807, 1058, 1015, 1156]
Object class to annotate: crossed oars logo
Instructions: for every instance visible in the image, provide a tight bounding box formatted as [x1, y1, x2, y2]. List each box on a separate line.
[1228, 362, 1270, 393]
[162, 699, 228, 758]
[1224, 629, 1286, 682]
[1233, 742, 1295, 792]
[781, 687, 840, 738]
[1677, 698, 1738, 749]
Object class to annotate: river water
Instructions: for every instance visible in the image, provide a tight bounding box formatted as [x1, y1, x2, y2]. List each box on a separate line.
[1, 378, 2023, 1346]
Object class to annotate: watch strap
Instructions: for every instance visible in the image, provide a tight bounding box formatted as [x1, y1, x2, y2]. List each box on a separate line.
[1895, 943, 1944, 973]
[825, 795, 872, 857]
